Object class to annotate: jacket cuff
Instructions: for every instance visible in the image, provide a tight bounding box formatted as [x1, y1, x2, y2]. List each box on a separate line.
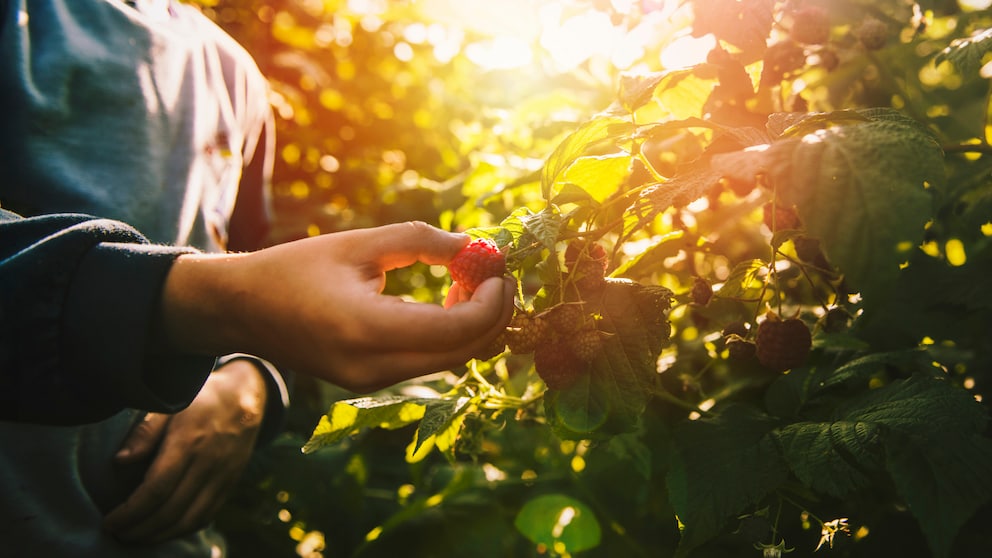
[63, 241, 215, 415]
[215, 353, 291, 445]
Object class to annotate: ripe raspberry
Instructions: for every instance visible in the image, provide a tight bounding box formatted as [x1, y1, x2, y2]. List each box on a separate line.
[534, 341, 585, 390]
[449, 238, 506, 293]
[691, 277, 713, 306]
[790, 6, 830, 45]
[564, 240, 608, 292]
[505, 312, 550, 354]
[755, 314, 812, 372]
[566, 327, 604, 361]
[856, 17, 888, 51]
[762, 202, 802, 232]
[543, 302, 586, 334]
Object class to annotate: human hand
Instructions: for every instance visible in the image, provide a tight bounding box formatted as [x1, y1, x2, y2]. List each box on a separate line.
[160, 221, 515, 392]
[102, 359, 266, 543]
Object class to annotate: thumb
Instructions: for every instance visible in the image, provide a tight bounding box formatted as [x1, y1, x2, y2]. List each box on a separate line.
[115, 413, 170, 462]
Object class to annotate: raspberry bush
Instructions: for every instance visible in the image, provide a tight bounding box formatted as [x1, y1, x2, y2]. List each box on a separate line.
[205, 1, 992, 557]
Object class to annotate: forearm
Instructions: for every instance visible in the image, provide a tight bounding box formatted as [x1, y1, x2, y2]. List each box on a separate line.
[0, 211, 215, 424]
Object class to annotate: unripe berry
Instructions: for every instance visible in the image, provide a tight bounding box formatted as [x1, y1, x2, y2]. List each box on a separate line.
[505, 312, 550, 354]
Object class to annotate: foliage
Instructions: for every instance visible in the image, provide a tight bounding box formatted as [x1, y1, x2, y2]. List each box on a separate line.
[201, 0, 992, 557]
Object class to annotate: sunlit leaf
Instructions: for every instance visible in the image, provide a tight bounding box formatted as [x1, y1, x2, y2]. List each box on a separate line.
[935, 27, 992, 78]
[542, 116, 633, 200]
[514, 494, 602, 553]
[559, 153, 632, 203]
[303, 396, 429, 454]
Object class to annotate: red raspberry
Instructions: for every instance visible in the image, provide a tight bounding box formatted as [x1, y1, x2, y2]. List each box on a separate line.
[566, 327, 604, 361]
[534, 341, 585, 390]
[790, 6, 830, 45]
[755, 314, 812, 372]
[505, 312, 550, 354]
[449, 238, 506, 293]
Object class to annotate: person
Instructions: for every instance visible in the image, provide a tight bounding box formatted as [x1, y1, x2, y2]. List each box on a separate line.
[0, 1, 514, 557]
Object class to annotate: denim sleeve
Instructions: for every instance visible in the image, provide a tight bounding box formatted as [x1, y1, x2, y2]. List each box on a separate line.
[0, 209, 215, 424]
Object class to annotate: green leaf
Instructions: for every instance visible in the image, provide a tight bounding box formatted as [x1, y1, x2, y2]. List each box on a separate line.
[618, 71, 669, 113]
[514, 494, 602, 554]
[715, 259, 766, 299]
[303, 396, 428, 454]
[558, 153, 632, 204]
[545, 280, 673, 439]
[541, 116, 632, 200]
[837, 374, 992, 558]
[713, 109, 942, 299]
[666, 405, 788, 557]
[411, 398, 461, 455]
[935, 27, 992, 78]
[773, 420, 885, 498]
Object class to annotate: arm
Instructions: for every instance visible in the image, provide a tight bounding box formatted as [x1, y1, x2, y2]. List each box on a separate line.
[1, 212, 514, 423]
[158, 220, 515, 393]
[0, 210, 214, 424]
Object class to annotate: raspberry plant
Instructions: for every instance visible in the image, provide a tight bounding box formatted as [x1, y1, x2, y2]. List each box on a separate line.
[207, 1, 992, 556]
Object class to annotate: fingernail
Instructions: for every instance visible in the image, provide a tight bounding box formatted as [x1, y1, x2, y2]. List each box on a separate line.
[115, 448, 131, 460]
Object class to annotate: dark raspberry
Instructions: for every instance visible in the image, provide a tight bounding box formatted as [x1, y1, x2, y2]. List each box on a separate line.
[790, 6, 831, 45]
[534, 341, 586, 390]
[763, 202, 802, 232]
[505, 312, 550, 354]
[819, 306, 851, 333]
[755, 314, 812, 372]
[564, 240, 608, 292]
[449, 238, 506, 293]
[726, 335, 757, 361]
[856, 17, 888, 51]
[543, 302, 586, 334]
[691, 277, 713, 306]
[566, 327, 604, 362]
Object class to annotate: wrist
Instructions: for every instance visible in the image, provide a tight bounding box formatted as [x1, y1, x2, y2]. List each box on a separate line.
[159, 252, 252, 356]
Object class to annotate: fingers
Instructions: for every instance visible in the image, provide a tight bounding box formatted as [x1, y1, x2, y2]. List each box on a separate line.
[357, 276, 515, 353]
[330, 277, 516, 392]
[326, 221, 469, 273]
[115, 413, 169, 462]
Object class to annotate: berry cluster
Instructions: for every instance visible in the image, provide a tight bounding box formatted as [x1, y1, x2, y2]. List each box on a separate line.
[503, 302, 606, 390]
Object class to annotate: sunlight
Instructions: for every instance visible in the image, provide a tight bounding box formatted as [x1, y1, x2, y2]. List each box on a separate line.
[660, 32, 716, 69]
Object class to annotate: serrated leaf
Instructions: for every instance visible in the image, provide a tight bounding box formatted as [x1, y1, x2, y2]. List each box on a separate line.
[515, 206, 563, 250]
[514, 494, 602, 553]
[713, 109, 942, 299]
[411, 398, 460, 454]
[716, 258, 765, 299]
[935, 27, 992, 78]
[618, 71, 669, 113]
[542, 116, 632, 200]
[667, 405, 788, 557]
[303, 396, 428, 454]
[836, 374, 992, 558]
[545, 280, 673, 439]
[773, 420, 885, 498]
[558, 153, 632, 204]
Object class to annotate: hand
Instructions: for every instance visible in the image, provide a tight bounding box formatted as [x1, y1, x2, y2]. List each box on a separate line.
[160, 221, 515, 392]
[102, 359, 267, 543]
